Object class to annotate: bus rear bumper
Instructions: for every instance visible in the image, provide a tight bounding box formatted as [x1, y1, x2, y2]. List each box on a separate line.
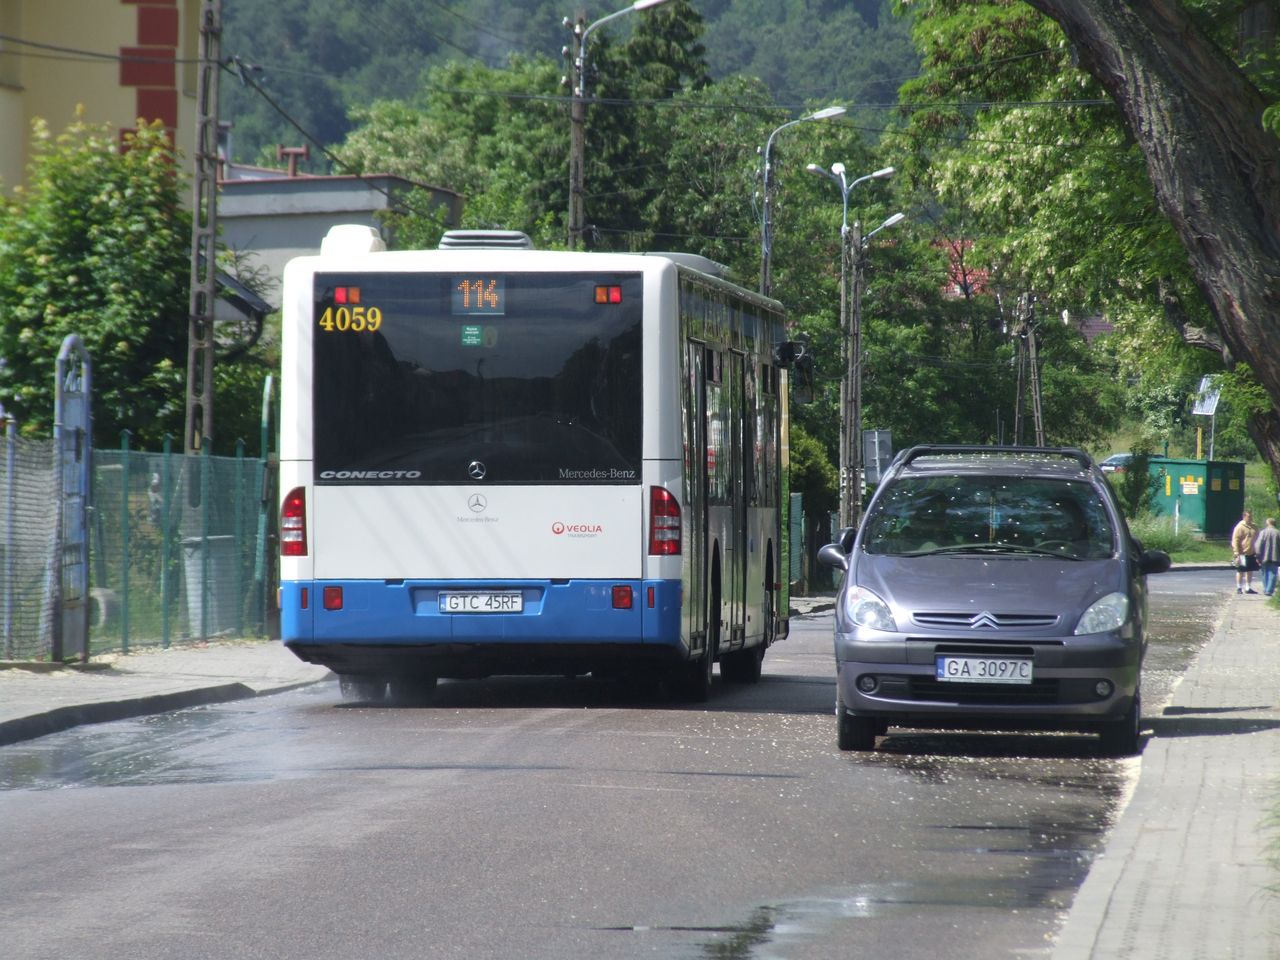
[281, 578, 685, 678]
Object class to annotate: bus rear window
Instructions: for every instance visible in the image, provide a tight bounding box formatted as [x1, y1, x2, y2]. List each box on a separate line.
[312, 272, 642, 485]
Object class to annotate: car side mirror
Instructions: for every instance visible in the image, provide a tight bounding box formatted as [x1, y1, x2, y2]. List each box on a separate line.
[818, 542, 848, 571]
[1139, 549, 1171, 575]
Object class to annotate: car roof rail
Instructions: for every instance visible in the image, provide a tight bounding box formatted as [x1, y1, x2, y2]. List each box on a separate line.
[898, 444, 1095, 470]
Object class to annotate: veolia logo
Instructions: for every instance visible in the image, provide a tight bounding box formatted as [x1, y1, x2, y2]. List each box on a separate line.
[552, 521, 603, 536]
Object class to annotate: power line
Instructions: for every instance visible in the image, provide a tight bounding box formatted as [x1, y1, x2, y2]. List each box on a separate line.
[414, 0, 526, 48]
[0, 32, 200, 64]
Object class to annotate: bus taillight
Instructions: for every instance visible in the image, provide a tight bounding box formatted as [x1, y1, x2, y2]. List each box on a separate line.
[649, 486, 681, 556]
[281, 487, 308, 556]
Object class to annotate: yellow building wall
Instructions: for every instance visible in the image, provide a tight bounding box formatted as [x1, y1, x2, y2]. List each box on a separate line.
[0, 0, 198, 192]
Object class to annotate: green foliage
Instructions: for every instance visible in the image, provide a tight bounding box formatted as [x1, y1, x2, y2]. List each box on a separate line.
[789, 422, 838, 518]
[1113, 437, 1157, 520]
[1126, 511, 1197, 555]
[222, 0, 920, 169]
[334, 55, 568, 246]
[892, 0, 1280, 474]
[0, 114, 277, 455]
[0, 117, 189, 447]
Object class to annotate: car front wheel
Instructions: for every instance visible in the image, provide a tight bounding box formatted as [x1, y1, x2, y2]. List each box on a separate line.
[1099, 689, 1142, 757]
[836, 689, 877, 751]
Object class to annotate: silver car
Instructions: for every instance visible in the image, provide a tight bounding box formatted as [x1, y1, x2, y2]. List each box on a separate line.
[819, 445, 1171, 755]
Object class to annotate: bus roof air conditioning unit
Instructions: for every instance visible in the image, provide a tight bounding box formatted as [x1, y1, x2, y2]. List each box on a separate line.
[438, 230, 534, 250]
[321, 224, 386, 255]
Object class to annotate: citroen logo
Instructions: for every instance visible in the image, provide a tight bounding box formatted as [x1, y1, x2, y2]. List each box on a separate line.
[970, 611, 1000, 630]
[468, 460, 487, 481]
[468, 494, 487, 514]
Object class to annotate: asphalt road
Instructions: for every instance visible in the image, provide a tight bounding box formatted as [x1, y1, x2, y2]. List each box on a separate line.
[0, 570, 1228, 960]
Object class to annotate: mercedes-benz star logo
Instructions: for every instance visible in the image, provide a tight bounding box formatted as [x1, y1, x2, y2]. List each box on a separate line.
[468, 494, 488, 513]
[468, 460, 487, 481]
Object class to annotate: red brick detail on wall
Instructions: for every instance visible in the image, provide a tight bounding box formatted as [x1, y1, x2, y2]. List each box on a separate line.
[137, 6, 180, 46]
[119, 1, 181, 153]
[136, 88, 179, 129]
[120, 46, 176, 87]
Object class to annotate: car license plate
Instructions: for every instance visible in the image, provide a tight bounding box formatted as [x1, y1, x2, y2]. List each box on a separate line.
[440, 592, 523, 614]
[936, 656, 1033, 684]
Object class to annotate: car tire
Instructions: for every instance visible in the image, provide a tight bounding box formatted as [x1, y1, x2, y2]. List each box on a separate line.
[338, 675, 388, 704]
[836, 689, 877, 751]
[1099, 689, 1142, 757]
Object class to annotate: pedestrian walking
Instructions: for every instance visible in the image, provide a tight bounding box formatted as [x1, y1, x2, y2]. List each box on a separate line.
[1231, 509, 1260, 594]
[1254, 516, 1280, 597]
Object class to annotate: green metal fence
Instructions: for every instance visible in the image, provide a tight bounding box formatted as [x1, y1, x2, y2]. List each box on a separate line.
[88, 436, 277, 656]
[1, 429, 58, 660]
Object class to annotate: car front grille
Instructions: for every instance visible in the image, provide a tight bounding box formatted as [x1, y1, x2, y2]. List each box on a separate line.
[912, 611, 1060, 630]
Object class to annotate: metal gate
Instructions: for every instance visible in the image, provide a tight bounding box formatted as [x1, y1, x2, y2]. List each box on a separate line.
[53, 335, 92, 662]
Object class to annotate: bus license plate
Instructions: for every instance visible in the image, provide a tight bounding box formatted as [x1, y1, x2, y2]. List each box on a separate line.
[936, 656, 1033, 684]
[440, 592, 523, 614]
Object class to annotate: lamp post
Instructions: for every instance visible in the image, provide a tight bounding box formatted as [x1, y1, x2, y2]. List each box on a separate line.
[806, 162, 901, 528]
[758, 105, 846, 297]
[565, 0, 670, 250]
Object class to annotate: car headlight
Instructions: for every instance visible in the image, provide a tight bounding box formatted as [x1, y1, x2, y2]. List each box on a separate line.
[844, 586, 898, 632]
[1074, 592, 1129, 635]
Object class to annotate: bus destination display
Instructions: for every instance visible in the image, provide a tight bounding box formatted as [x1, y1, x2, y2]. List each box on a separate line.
[452, 277, 504, 315]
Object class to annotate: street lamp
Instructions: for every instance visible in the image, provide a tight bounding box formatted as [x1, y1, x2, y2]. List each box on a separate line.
[805, 161, 902, 528]
[758, 105, 846, 296]
[565, 0, 671, 249]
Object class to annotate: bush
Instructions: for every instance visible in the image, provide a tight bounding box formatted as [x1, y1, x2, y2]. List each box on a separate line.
[1127, 512, 1197, 554]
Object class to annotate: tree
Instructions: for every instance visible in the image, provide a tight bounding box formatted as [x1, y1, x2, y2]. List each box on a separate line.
[0, 117, 189, 447]
[1021, 0, 1280, 480]
[0, 115, 275, 454]
[899, 0, 1280, 482]
[335, 55, 567, 247]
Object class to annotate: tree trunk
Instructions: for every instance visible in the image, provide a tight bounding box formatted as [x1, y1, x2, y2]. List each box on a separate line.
[1024, 0, 1280, 483]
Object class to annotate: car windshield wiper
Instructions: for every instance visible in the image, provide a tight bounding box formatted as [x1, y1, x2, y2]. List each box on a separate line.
[972, 542, 1088, 559]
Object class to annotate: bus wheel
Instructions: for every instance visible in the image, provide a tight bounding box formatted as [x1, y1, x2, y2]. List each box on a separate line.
[672, 635, 713, 703]
[720, 642, 763, 684]
[388, 676, 439, 706]
[339, 675, 388, 704]
[671, 626, 715, 703]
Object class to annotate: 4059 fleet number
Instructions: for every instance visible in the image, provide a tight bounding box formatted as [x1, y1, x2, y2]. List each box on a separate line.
[318, 306, 383, 332]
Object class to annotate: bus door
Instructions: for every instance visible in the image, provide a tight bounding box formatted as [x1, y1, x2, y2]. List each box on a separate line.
[684, 341, 708, 654]
[728, 351, 748, 646]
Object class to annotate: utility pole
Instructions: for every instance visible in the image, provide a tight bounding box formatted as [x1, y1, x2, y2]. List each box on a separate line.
[1012, 294, 1044, 446]
[564, 1, 671, 250]
[842, 222, 862, 530]
[566, 10, 586, 250]
[185, 0, 222, 454]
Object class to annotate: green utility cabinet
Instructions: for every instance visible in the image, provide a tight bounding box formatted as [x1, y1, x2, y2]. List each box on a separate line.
[1146, 457, 1245, 538]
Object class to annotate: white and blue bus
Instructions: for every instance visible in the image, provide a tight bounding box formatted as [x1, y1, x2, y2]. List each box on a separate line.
[279, 226, 798, 702]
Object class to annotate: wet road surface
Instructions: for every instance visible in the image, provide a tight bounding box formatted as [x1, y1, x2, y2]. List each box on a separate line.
[0, 570, 1228, 960]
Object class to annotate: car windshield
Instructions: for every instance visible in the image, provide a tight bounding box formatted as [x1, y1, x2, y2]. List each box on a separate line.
[862, 474, 1117, 559]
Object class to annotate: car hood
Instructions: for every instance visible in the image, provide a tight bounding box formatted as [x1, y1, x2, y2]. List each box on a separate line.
[852, 552, 1126, 617]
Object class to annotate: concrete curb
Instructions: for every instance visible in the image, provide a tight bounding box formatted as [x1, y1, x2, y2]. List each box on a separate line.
[0, 673, 329, 747]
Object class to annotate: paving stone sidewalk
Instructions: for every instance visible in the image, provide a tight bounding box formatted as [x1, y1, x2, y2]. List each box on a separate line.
[1052, 593, 1280, 959]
